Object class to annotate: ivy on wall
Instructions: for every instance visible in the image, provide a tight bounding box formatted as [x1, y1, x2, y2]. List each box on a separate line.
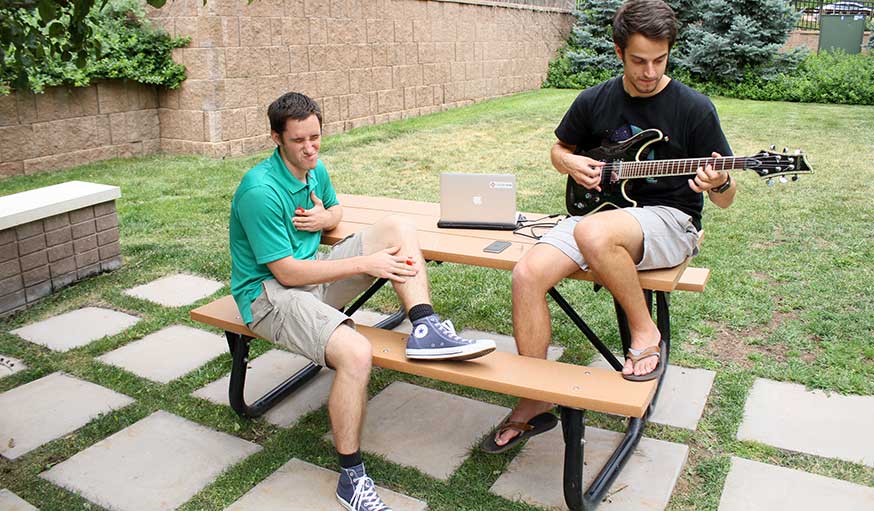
[1, 0, 188, 95]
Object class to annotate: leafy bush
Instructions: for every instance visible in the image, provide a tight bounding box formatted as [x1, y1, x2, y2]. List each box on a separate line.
[1, 0, 188, 95]
[680, 51, 874, 105]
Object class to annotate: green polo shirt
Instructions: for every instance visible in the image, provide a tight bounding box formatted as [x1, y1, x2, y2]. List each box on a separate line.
[229, 148, 339, 324]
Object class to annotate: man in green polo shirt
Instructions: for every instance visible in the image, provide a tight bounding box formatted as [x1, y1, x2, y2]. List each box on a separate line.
[229, 92, 495, 511]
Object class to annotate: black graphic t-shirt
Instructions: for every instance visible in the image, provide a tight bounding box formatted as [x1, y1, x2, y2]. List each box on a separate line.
[554, 76, 732, 229]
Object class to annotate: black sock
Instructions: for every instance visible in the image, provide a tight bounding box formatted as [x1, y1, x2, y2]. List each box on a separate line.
[408, 303, 435, 322]
[338, 450, 362, 469]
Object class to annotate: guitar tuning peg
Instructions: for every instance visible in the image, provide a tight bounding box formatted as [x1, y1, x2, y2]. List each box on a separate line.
[769, 144, 776, 150]
[775, 166, 782, 172]
[779, 176, 788, 184]
[788, 164, 795, 170]
[782, 147, 788, 153]
[767, 178, 775, 186]
[791, 175, 799, 181]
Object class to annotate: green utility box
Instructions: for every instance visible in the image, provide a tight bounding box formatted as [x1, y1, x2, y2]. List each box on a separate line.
[819, 13, 867, 54]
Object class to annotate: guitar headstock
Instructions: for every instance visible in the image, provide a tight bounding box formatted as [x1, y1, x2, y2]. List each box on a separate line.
[746, 147, 813, 184]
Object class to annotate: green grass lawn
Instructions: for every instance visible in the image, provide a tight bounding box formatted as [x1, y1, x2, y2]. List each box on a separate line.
[1, 89, 872, 510]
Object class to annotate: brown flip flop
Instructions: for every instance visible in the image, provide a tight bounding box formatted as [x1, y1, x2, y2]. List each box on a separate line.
[480, 412, 558, 454]
[622, 340, 666, 382]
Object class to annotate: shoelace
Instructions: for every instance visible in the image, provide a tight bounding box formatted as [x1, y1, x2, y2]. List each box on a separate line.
[350, 474, 391, 511]
[435, 319, 471, 344]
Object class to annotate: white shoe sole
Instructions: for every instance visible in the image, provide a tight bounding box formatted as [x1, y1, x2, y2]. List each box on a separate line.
[405, 340, 496, 361]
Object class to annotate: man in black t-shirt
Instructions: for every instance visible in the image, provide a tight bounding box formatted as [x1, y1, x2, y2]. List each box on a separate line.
[483, 0, 736, 453]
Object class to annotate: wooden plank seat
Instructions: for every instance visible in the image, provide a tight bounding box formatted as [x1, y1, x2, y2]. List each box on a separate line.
[191, 295, 658, 418]
[190, 194, 710, 510]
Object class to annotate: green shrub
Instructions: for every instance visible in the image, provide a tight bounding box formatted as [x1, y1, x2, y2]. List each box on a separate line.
[1, 0, 188, 95]
[677, 51, 874, 105]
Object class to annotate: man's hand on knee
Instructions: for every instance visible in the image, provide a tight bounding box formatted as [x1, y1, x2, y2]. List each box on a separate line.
[362, 246, 419, 282]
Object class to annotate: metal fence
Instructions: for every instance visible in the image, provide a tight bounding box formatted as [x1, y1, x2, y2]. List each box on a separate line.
[791, 1, 873, 30]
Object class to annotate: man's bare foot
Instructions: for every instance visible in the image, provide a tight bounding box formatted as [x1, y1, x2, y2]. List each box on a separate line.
[622, 338, 662, 378]
[494, 400, 554, 447]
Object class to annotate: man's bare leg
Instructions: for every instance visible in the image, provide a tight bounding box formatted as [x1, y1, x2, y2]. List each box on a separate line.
[574, 210, 661, 377]
[362, 216, 430, 308]
[494, 243, 579, 447]
[362, 216, 495, 360]
[324, 324, 373, 455]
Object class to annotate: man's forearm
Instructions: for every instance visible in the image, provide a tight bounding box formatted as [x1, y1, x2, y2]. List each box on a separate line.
[550, 142, 574, 175]
[707, 177, 736, 208]
[267, 255, 365, 288]
[324, 204, 342, 231]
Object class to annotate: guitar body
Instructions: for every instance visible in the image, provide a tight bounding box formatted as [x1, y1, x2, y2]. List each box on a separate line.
[565, 128, 666, 216]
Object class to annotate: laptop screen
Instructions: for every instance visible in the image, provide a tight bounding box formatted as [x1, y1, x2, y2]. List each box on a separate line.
[438, 173, 518, 230]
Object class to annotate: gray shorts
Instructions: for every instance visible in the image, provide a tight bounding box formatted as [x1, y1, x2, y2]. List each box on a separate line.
[538, 206, 700, 271]
[247, 232, 375, 367]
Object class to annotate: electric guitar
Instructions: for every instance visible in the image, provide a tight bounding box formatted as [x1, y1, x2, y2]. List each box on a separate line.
[565, 128, 813, 216]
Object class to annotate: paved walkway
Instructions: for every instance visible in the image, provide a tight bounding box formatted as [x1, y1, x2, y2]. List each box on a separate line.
[2, 273, 873, 510]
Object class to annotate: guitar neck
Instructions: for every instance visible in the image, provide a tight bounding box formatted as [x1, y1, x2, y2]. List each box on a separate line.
[615, 156, 747, 179]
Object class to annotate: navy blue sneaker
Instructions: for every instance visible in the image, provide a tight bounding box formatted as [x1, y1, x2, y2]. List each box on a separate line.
[336, 463, 392, 511]
[405, 314, 496, 361]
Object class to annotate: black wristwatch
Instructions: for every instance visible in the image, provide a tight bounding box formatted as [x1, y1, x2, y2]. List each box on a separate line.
[711, 173, 732, 193]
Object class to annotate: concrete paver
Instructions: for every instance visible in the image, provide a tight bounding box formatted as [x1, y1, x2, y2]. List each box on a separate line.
[123, 273, 223, 307]
[718, 456, 874, 510]
[327, 381, 509, 480]
[0, 489, 38, 511]
[225, 458, 427, 511]
[350, 308, 412, 333]
[193, 349, 335, 428]
[491, 426, 688, 510]
[0, 355, 26, 380]
[0, 372, 133, 460]
[97, 325, 226, 383]
[10, 307, 140, 352]
[590, 354, 715, 430]
[459, 328, 564, 360]
[737, 378, 874, 467]
[40, 411, 261, 511]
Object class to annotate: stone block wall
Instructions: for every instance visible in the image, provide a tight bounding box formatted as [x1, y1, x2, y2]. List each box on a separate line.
[148, 0, 574, 158]
[0, 202, 122, 317]
[0, 1, 572, 175]
[0, 82, 161, 178]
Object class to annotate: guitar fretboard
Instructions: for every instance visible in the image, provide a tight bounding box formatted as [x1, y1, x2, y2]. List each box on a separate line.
[612, 156, 749, 179]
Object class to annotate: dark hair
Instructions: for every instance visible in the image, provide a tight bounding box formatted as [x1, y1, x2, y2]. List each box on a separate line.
[268, 92, 322, 134]
[613, 0, 678, 50]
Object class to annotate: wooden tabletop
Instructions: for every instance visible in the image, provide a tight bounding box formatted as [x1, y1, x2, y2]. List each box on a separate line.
[323, 194, 708, 293]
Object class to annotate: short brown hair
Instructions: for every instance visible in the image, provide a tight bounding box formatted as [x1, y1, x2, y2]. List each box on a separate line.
[268, 92, 322, 134]
[613, 0, 678, 50]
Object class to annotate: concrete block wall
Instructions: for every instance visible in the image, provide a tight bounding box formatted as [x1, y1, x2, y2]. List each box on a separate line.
[148, 0, 574, 158]
[0, 202, 122, 317]
[0, 82, 161, 178]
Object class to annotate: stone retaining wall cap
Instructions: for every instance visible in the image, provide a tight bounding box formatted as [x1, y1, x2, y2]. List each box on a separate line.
[0, 181, 121, 230]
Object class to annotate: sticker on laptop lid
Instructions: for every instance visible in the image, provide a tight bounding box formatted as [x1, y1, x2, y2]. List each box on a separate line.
[489, 180, 514, 190]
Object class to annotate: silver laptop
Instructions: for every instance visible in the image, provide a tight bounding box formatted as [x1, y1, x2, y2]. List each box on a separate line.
[437, 173, 520, 230]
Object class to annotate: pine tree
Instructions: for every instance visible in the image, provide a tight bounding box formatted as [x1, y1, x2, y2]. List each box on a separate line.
[546, 0, 805, 88]
[672, 0, 805, 82]
[563, 0, 624, 77]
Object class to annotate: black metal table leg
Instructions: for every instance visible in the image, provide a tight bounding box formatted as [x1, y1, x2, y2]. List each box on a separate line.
[561, 406, 647, 511]
[549, 287, 623, 371]
[226, 331, 322, 418]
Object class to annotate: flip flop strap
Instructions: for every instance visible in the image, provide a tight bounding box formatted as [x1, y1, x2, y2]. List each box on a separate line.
[627, 345, 660, 363]
[497, 421, 535, 435]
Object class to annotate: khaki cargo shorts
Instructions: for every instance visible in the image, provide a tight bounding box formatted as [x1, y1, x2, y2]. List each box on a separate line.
[539, 206, 701, 271]
[247, 232, 375, 367]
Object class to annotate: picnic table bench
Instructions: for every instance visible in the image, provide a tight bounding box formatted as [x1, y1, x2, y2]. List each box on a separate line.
[190, 193, 710, 511]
